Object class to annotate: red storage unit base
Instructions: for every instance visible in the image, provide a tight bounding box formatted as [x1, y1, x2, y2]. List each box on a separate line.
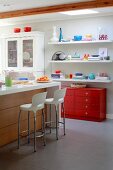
[62, 87, 106, 122]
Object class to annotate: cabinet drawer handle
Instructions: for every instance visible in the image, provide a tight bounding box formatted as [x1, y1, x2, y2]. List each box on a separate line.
[85, 106, 88, 108]
[85, 92, 88, 95]
[85, 112, 88, 115]
[86, 99, 88, 102]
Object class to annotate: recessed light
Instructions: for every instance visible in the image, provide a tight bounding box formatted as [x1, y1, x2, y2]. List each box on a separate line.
[59, 9, 99, 16]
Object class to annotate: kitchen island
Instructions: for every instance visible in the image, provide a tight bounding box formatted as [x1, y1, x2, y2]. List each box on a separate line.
[0, 81, 60, 147]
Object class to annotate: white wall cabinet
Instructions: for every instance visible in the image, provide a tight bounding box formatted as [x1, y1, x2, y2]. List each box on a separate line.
[2, 31, 45, 73]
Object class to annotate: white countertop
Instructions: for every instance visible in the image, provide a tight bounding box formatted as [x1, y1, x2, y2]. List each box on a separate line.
[0, 81, 61, 95]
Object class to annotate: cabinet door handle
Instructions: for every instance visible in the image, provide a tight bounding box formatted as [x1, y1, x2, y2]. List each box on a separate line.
[85, 92, 88, 95]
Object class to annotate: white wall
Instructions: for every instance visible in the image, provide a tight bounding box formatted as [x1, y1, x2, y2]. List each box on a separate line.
[0, 14, 113, 116]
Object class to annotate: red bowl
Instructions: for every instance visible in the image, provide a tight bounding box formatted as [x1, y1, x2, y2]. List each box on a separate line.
[24, 26, 32, 32]
[55, 70, 61, 74]
[14, 28, 21, 33]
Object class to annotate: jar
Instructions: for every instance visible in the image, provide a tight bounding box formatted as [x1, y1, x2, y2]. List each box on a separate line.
[65, 74, 69, 79]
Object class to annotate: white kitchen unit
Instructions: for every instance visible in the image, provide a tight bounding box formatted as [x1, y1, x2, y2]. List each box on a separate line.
[1, 31, 44, 73]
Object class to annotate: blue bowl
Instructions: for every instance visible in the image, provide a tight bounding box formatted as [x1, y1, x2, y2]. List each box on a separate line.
[19, 78, 28, 80]
[74, 35, 82, 41]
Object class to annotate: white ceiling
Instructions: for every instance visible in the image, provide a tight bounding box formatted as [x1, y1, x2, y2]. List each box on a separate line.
[0, 1, 113, 26]
[0, 6, 113, 26]
[0, 0, 91, 12]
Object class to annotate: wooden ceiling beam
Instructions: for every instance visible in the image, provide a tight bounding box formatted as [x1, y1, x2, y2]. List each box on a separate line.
[0, 0, 113, 19]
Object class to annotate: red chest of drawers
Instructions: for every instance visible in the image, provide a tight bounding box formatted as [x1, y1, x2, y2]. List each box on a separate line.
[62, 87, 106, 122]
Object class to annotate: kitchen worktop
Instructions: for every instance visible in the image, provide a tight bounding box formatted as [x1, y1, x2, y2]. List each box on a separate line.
[0, 81, 61, 95]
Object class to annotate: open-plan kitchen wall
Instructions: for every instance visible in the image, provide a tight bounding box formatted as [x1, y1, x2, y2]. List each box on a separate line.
[0, 14, 113, 117]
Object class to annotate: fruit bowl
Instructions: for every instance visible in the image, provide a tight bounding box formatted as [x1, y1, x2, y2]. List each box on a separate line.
[36, 76, 51, 82]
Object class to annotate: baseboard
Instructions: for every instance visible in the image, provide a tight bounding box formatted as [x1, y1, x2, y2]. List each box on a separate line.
[106, 114, 113, 119]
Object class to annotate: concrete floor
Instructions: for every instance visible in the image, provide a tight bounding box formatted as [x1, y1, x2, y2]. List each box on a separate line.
[0, 119, 113, 170]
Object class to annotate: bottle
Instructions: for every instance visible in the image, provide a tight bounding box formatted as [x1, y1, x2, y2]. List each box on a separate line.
[50, 26, 58, 42]
[59, 28, 63, 42]
[70, 74, 73, 79]
[67, 55, 71, 60]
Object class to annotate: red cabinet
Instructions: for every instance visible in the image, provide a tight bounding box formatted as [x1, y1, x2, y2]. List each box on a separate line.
[62, 87, 106, 122]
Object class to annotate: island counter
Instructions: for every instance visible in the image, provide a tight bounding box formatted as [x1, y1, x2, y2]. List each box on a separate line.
[0, 82, 61, 147]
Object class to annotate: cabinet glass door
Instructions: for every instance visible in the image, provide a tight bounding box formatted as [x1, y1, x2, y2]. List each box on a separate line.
[7, 40, 17, 67]
[22, 39, 33, 67]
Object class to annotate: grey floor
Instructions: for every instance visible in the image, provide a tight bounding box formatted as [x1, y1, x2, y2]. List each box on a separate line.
[0, 119, 113, 170]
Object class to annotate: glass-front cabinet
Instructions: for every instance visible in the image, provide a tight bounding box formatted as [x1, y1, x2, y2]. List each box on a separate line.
[7, 40, 18, 67]
[5, 37, 35, 69]
[22, 39, 33, 68]
[3, 32, 44, 72]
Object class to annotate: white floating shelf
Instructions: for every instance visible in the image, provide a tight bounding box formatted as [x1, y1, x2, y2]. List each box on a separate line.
[50, 60, 113, 63]
[48, 40, 113, 45]
[53, 79, 112, 83]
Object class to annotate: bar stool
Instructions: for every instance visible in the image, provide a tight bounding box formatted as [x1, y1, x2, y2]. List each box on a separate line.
[45, 88, 66, 140]
[18, 92, 47, 152]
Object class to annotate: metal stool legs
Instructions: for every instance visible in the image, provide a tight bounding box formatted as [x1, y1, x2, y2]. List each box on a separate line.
[47, 103, 66, 140]
[18, 110, 21, 149]
[56, 102, 66, 139]
[18, 110, 46, 152]
[34, 109, 46, 152]
[34, 112, 36, 152]
[18, 111, 31, 149]
[55, 105, 59, 140]
[42, 109, 46, 146]
[28, 111, 30, 144]
[55, 103, 66, 140]
[49, 105, 52, 133]
[33, 110, 46, 152]
[62, 103, 66, 135]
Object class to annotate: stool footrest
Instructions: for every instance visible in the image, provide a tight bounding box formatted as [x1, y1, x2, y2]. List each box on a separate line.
[36, 134, 44, 138]
[45, 121, 55, 124]
[20, 130, 28, 136]
[58, 121, 64, 124]
[29, 133, 44, 139]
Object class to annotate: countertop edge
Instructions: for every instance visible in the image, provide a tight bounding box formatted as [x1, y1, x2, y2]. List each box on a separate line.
[0, 82, 61, 95]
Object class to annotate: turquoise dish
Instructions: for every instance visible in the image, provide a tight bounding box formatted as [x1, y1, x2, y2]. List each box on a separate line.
[88, 73, 95, 80]
[73, 35, 82, 41]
